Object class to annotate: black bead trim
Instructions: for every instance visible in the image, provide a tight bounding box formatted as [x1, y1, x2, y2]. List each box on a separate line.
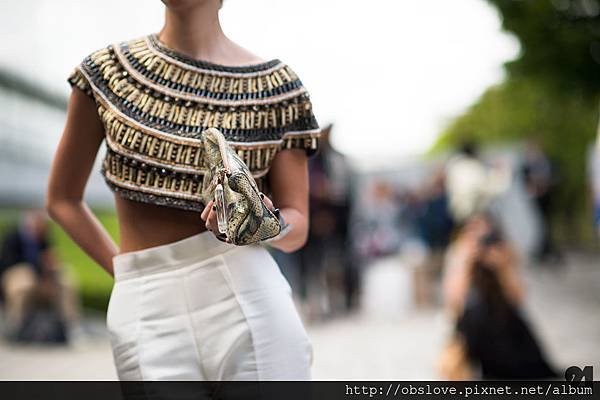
[80, 57, 319, 142]
[147, 34, 281, 73]
[121, 45, 302, 101]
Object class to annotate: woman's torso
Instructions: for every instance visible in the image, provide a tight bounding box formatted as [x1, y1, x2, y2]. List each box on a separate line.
[115, 197, 206, 253]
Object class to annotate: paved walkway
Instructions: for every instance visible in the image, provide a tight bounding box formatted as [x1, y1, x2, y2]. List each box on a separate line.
[0, 253, 598, 380]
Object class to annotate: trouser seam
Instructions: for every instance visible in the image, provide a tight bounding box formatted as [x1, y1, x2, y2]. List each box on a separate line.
[133, 278, 146, 381]
[181, 270, 208, 380]
[218, 254, 261, 381]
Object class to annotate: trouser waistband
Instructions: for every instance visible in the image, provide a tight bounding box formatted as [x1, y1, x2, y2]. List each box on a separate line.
[112, 231, 238, 281]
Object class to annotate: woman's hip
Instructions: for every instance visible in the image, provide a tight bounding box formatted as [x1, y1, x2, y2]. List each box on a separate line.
[107, 231, 294, 329]
[109, 231, 292, 297]
[106, 233, 311, 380]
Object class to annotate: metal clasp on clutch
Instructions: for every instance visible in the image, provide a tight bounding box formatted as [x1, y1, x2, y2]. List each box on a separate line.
[214, 183, 228, 235]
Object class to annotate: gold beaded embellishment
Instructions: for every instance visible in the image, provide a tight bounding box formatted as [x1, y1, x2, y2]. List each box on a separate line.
[67, 35, 320, 211]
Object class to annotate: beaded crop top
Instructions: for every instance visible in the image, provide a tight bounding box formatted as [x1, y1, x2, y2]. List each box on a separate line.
[67, 34, 320, 212]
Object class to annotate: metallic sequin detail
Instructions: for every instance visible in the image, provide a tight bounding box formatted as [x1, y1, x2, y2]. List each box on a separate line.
[67, 35, 319, 210]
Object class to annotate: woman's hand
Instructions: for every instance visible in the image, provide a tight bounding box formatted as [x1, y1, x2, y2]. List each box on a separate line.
[200, 193, 275, 242]
[200, 199, 225, 241]
[455, 235, 480, 274]
[260, 193, 275, 211]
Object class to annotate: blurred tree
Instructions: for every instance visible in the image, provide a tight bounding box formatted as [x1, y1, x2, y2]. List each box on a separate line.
[434, 0, 600, 245]
[490, 0, 600, 94]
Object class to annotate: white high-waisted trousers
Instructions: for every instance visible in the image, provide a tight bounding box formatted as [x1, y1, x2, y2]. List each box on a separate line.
[107, 231, 313, 381]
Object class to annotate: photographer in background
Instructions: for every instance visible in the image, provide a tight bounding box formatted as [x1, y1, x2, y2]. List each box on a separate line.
[440, 214, 557, 380]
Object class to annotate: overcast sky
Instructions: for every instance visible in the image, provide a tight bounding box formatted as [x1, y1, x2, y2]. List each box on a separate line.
[0, 0, 518, 163]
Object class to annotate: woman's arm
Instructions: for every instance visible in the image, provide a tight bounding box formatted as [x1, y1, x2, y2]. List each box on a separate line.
[489, 244, 525, 306]
[263, 148, 310, 253]
[442, 239, 478, 317]
[45, 88, 119, 277]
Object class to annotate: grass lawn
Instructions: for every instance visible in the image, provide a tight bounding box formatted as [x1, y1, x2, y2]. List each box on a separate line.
[0, 208, 118, 311]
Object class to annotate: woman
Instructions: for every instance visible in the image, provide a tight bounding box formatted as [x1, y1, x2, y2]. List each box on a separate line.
[442, 215, 557, 379]
[46, 0, 320, 380]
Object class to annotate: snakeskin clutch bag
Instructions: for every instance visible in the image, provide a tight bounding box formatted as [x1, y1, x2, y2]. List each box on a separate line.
[200, 128, 281, 245]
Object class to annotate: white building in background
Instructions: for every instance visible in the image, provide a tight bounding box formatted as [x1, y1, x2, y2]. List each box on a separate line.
[0, 69, 113, 209]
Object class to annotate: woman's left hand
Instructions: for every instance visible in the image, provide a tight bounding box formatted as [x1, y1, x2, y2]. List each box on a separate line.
[259, 192, 275, 212]
[200, 193, 275, 242]
[200, 199, 223, 240]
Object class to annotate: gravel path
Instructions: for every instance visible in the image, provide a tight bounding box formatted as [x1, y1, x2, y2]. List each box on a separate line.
[1, 254, 598, 380]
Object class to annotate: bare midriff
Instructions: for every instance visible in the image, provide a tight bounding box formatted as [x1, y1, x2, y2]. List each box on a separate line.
[114, 196, 207, 253]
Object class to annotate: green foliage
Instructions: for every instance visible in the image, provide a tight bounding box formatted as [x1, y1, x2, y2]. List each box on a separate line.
[0, 209, 117, 312]
[434, 0, 600, 244]
[434, 78, 598, 196]
[50, 212, 118, 311]
[487, 0, 600, 94]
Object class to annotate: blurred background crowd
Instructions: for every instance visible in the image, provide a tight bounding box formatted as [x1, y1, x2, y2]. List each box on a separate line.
[0, 0, 599, 380]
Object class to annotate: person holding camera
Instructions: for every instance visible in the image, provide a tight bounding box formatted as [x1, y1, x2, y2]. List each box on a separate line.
[440, 214, 556, 380]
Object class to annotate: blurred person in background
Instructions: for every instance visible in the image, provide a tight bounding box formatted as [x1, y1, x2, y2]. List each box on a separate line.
[358, 181, 403, 258]
[521, 139, 562, 263]
[0, 210, 79, 343]
[411, 169, 454, 307]
[445, 140, 511, 223]
[395, 188, 422, 244]
[590, 141, 600, 240]
[440, 214, 557, 380]
[415, 169, 454, 252]
[296, 123, 357, 318]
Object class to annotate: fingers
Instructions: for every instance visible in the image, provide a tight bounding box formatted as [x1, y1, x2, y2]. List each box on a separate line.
[200, 199, 214, 221]
[205, 204, 217, 231]
[201, 199, 218, 233]
[201, 199, 230, 242]
[259, 192, 275, 211]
